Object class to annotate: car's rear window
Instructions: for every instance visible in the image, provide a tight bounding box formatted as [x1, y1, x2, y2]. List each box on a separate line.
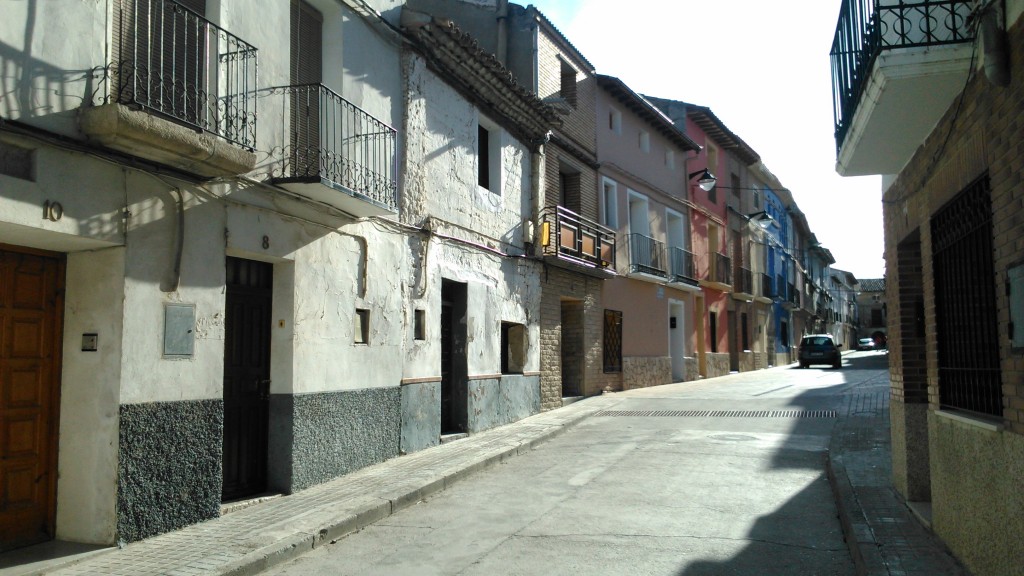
[801, 337, 833, 346]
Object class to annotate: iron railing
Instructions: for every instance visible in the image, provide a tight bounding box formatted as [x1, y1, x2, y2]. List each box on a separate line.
[628, 234, 667, 277]
[761, 273, 774, 298]
[734, 267, 754, 295]
[273, 83, 398, 211]
[831, 0, 973, 152]
[111, 0, 257, 149]
[668, 247, 697, 285]
[539, 206, 616, 269]
[788, 282, 800, 306]
[712, 253, 731, 285]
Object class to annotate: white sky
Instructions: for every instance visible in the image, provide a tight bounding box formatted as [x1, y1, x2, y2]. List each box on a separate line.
[525, 0, 885, 280]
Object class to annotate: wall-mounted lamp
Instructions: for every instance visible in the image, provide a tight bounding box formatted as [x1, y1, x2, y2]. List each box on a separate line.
[689, 169, 717, 192]
[749, 211, 776, 229]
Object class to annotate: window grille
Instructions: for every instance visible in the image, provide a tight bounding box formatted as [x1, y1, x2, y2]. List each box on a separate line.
[603, 310, 623, 373]
[932, 174, 1002, 417]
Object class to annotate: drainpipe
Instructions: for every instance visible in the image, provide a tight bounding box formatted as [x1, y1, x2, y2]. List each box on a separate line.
[496, 0, 508, 66]
[530, 139, 548, 254]
[977, 0, 1009, 87]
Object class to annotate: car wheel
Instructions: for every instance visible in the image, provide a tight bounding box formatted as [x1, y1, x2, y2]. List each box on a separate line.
[832, 361, 841, 369]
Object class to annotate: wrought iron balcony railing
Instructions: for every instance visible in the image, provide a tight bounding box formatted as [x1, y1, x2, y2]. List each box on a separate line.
[273, 84, 398, 212]
[539, 206, 616, 270]
[760, 273, 774, 299]
[830, 0, 972, 152]
[110, 0, 257, 149]
[668, 247, 697, 285]
[711, 253, 732, 285]
[734, 267, 754, 295]
[627, 234, 668, 277]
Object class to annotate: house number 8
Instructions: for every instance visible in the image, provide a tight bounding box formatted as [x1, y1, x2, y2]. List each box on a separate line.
[262, 235, 270, 249]
[43, 200, 64, 222]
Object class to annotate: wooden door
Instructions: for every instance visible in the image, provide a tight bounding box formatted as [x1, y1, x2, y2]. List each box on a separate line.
[222, 257, 272, 501]
[0, 248, 63, 551]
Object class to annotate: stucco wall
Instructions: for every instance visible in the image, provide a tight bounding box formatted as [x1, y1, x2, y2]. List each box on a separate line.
[928, 413, 1024, 576]
[117, 400, 223, 543]
[268, 388, 401, 494]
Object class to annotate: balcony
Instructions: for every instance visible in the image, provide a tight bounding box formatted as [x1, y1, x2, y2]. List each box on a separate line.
[785, 282, 800, 310]
[272, 84, 398, 216]
[627, 234, 668, 280]
[539, 206, 616, 277]
[668, 247, 699, 287]
[831, 0, 973, 175]
[701, 253, 731, 290]
[732, 267, 755, 301]
[81, 0, 258, 177]
[775, 275, 787, 302]
[759, 273, 774, 302]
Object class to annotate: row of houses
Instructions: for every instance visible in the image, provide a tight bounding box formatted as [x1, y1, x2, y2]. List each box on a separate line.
[0, 0, 855, 551]
[830, 0, 1024, 573]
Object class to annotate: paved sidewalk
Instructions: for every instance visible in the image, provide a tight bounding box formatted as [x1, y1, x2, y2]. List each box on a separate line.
[828, 376, 966, 576]
[4, 395, 624, 576]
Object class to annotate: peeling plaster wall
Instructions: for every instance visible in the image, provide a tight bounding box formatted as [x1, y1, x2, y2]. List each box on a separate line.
[401, 51, 541, 381]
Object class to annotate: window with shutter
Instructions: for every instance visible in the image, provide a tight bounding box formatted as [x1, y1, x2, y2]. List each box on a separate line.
[113, 0, 207, 124]
[290, 0, 324, 178]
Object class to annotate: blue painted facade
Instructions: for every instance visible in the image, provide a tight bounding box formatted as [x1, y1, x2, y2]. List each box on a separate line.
[763, 187, 792, 355]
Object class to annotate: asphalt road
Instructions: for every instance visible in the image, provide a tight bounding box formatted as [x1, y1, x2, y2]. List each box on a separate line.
[263, 351, 890, 576]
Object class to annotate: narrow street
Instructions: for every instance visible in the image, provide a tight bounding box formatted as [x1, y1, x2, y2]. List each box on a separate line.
[263, 351, 889, 576]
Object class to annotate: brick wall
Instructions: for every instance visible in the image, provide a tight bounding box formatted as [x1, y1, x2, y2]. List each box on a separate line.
[545, 147, 599, 222]
[539, 266, 612, 410]
[883, 16, 1024, 433]
[535, 31, 596, 157]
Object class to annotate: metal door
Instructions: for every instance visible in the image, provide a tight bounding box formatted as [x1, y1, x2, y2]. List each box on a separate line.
[0, 249, 63, 551]
[222, 257, 272, 501]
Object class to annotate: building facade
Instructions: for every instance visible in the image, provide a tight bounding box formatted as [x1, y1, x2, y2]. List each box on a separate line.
[831, 0, 1024, 572]
[595, 76, 702, 388]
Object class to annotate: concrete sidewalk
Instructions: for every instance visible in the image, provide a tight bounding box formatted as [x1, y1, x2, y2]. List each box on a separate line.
[828, 380, 966, 576]
[2, 367, 967, 576]
[2, 395, 623, 576]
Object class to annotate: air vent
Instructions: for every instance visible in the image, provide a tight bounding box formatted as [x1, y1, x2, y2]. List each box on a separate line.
[0, 141, 34, 181]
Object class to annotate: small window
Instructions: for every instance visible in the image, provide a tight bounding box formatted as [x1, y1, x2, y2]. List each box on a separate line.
[601, 178, 618, 229]
[639, 130, 650, 153]
[414, 309, 426, 340]
[355, 308, 370, 344]
[665, 150, 675, 170]
[609, 108, 622, 134]
[501, 322, 527, 374]
[477, 119, 501, 194]
[753, 189, 761, 209]
[559, 60, 577, 108]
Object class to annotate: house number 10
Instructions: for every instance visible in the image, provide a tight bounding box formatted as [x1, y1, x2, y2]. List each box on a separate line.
[43, 200, 64, 222]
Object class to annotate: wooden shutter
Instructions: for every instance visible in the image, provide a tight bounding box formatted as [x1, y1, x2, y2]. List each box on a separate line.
[290, 0, 323, 178]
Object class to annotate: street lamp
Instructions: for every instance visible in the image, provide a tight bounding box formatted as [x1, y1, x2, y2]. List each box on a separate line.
[688, 169, 717, 192]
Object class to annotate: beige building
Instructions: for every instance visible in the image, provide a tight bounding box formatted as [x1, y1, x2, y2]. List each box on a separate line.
[594, 75, 702, 387]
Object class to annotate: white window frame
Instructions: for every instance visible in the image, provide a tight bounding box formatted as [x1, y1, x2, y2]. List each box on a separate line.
[601, 177, 619, 229]
[627, 189, 651, 238]
[639, 130, 650, 153]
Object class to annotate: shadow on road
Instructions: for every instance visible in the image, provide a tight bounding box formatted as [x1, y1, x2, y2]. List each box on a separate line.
[677, 351, 891, 575]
